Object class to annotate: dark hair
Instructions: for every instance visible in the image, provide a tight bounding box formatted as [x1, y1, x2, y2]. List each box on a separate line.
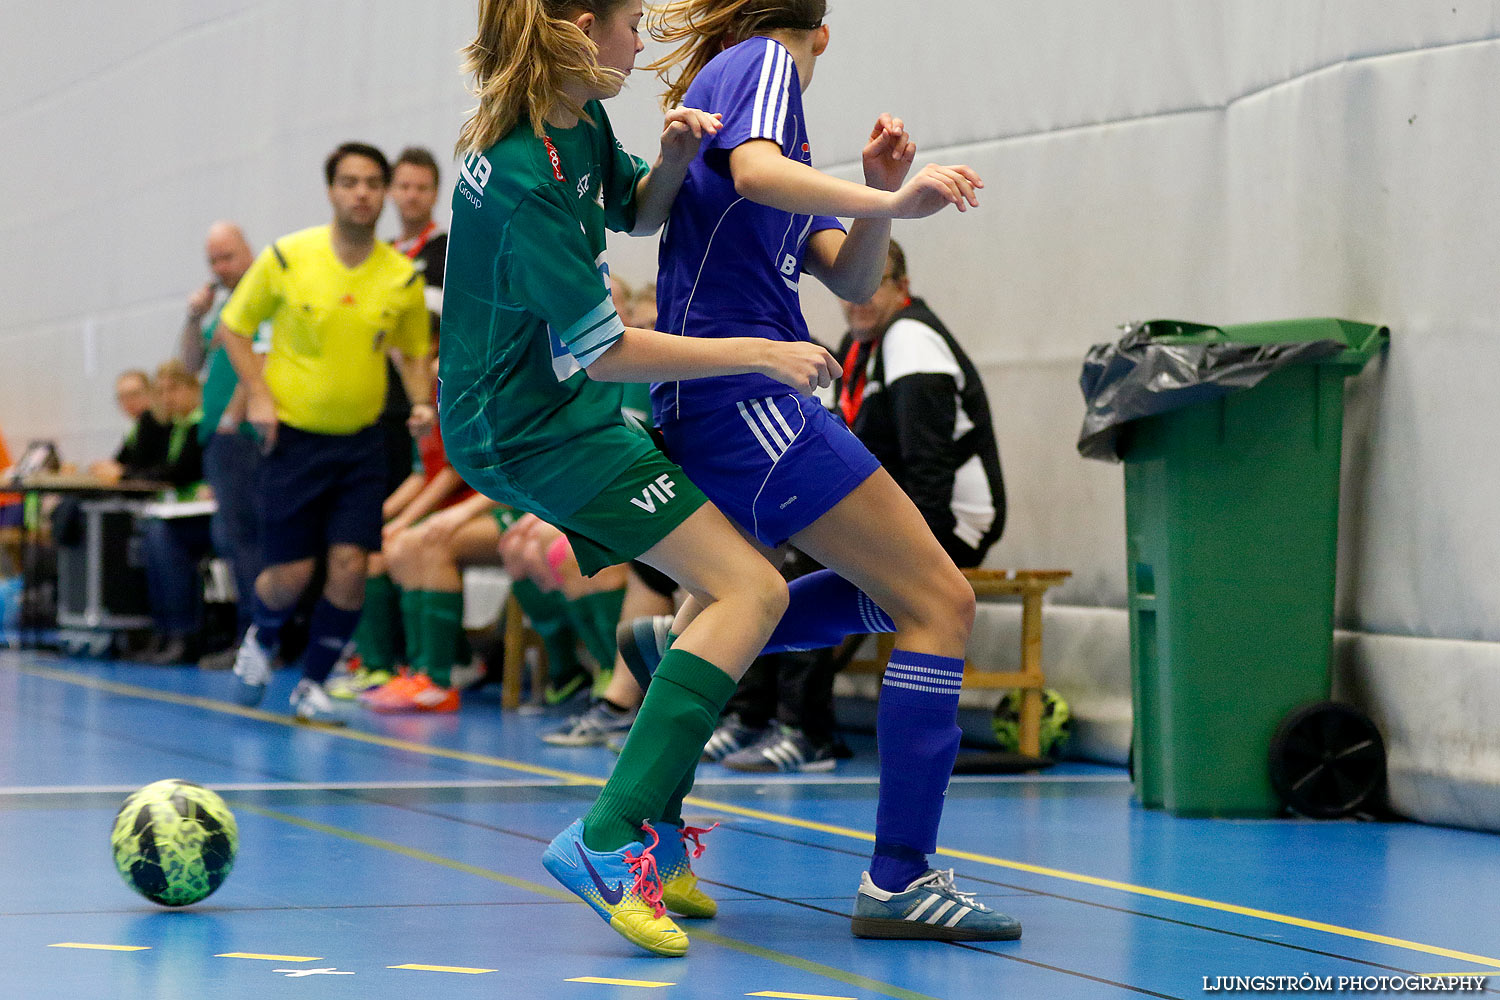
[324, 142, 392, 187]
[650, 0, 829, 108]
[394, 146, 441, 185]
[886, 240, 907, 283]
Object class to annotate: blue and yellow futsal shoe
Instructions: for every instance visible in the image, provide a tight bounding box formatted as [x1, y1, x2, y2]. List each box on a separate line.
[542, 819, 688, 957]
[851, 868, 1023, 941]
[654, 821, 719, 919]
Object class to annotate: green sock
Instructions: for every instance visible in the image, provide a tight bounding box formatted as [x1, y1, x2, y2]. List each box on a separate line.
[658, 767, 696, 829]
[400, 589, 426, 670]
[416, 590, 464, 687]
[352, 574, 402, 670]
[566, 589, 626, 672]
[583, 649, 737, 852]
[657, 633, 694, 825]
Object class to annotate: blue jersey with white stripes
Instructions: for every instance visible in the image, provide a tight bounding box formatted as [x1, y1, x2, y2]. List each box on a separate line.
[653, 36, 845, 423]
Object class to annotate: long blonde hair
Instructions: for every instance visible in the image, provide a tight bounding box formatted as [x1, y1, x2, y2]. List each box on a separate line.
[458, 0, 631, 154]
[647, 0, 827, 109]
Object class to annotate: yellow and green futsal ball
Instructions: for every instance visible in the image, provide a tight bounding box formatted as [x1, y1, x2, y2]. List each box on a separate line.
[991, 688, 1074, 759]
[110, 779, 238, 907]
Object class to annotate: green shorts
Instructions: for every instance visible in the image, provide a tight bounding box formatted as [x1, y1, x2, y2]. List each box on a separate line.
[491, 449, 706, 577]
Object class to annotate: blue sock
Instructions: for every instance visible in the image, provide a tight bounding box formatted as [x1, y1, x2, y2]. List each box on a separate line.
[870, 649, 964, 892]
[251, 598, 294, 653]
[300, 599, 363, 685]
[763, 570, 894, 654]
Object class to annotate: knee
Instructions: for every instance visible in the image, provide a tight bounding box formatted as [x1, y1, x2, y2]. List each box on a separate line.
[324, 548, 369, 605]
[894, 564, 974, 640]
[259, 561, 315, 606]
[384, 533, 413, 575]
[745, 563, 789, 629]
[938, 567, 977, 641]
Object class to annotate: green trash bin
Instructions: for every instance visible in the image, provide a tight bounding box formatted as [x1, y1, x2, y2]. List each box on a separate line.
[1116, 318, 1388, 817]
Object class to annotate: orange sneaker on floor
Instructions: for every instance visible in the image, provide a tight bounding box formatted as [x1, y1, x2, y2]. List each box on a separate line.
[358, 668, 419, 708]
[368, 672, 460, 714]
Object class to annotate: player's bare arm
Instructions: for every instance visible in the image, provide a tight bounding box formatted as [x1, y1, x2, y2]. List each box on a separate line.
[587, 326, 840, 395]
[631, 107, 723, 236]
[728, 139, 984, 221]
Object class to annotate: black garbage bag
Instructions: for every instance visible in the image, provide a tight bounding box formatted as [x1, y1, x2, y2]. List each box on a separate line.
[1077, 321, 1345, 462]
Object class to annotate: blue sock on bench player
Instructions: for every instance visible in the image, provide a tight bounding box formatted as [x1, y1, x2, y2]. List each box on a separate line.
[763, 569, 895, 654]
[251, 600, 294, 653]
[301, 598, 363, 685]
[870, 649, 965, 891]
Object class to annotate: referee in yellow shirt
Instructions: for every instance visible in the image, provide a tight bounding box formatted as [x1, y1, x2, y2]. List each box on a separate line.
[220, 142, 431, 722]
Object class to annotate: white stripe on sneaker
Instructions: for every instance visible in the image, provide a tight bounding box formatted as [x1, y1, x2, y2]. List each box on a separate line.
[945, 905, 972, 927]
[737, 401, 783, 460]
[926, 900, 957, 925]
[905, 894, 939, 922]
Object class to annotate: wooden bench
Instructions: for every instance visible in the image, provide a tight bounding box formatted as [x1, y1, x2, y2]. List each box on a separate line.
[844, 569, 1072, 757]
[499, 592, 549, 711]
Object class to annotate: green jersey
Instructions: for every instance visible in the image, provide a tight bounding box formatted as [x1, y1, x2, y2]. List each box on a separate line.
[440, 102, 652, 518]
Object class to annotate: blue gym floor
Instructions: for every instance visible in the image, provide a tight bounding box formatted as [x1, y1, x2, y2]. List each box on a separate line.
[2, 651, 1497, 999]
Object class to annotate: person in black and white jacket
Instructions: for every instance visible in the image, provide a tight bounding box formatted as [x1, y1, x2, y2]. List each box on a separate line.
[709, 241, 1009, 775]
[834, 240, 1005, 567]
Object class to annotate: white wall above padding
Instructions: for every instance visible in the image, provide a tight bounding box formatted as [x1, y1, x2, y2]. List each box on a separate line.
[2, 3, 1498, 828]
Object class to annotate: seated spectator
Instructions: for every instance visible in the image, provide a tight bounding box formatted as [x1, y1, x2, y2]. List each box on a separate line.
[709, 241, 1008, 772]
[834, 239, 1005, 567]
[365, 498, 628, 713]
[89, 370, 170, 484]
[138, 361, 212, 664]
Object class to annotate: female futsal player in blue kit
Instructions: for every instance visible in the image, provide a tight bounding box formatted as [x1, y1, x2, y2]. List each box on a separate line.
[639, 0, 1021, 941]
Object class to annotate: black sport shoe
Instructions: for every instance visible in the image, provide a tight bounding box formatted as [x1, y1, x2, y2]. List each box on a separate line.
[721, 724, 836, 773]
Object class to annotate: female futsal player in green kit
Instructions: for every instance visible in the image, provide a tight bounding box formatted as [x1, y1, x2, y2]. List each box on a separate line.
[440, 0, 841, 957]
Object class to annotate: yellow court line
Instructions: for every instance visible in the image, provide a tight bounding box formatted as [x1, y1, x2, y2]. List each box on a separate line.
[390, 964, 498, 974]
[49, 943, 150, 952]
[19, 662, 1500, 973]
[748, 992, 858, 1000]
[215, 952, 323, 962]
[567, 977, 676, 988]
[236, 803, 937, 1000]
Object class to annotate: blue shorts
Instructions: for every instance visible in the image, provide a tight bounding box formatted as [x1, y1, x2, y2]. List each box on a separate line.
[257, 425, 386, 566]
[661, 394, 880, 548]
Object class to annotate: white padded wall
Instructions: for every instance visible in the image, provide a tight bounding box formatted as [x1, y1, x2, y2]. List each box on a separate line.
[3, 3, 1498, 826]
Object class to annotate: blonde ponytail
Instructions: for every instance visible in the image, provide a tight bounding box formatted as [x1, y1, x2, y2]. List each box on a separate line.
[458, 0, 630, 155]
[647, 0, 827, 109]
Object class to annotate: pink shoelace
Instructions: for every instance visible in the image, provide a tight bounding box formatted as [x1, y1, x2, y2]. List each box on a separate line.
[680, 822, 720, 860]
[624, 821, 667, 918]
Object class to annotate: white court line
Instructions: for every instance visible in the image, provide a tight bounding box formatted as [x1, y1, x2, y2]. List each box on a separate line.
[0, 774, 1128, 797]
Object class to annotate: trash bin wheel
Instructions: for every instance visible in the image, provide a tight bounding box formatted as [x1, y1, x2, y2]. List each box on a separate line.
[1269, 701, 1386, 819]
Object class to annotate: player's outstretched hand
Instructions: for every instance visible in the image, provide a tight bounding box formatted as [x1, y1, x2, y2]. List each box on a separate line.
[660, 107, 723, 168]
[758, 340, 843, 395]
[888, 163, 984, 218]
[862, 113, 917, 192]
